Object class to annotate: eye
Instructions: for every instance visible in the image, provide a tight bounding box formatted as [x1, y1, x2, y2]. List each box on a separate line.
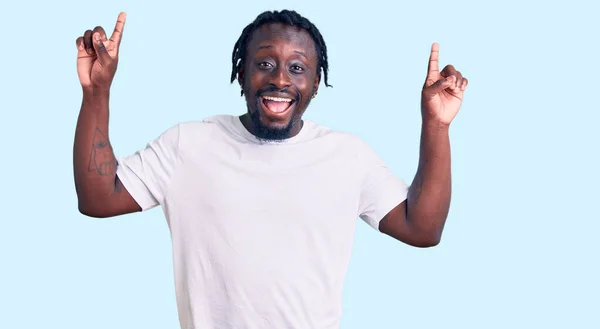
[258, 62, 273, 69]
[290, 65, 305, 73]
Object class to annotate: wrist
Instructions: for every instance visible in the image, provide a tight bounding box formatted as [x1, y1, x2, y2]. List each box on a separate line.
[82, 87, 110, 111]
[422, 118, 450, 133]
[82, 87, 110, 100]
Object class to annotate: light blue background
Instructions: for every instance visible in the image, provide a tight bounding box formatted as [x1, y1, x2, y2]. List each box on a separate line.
[1, 0, 598, 328]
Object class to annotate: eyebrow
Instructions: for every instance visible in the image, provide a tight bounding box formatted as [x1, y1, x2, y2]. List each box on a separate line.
[257, 45, 308, 59]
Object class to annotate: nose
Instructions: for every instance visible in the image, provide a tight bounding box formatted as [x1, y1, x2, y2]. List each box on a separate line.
[269, 65, 291, 89]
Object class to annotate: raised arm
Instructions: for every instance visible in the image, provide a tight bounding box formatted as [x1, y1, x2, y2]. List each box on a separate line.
[379, 43, 468, 247]
[73, 12, 141, 218]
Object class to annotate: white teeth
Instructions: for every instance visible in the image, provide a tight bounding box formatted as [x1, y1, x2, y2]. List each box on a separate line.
[263, 96, 293, 102]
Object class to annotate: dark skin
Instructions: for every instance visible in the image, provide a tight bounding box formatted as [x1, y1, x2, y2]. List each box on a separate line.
[238, 23, 320, 141]
[73, 13, 469, 249]
[73, 12, 139, 217]
[380, 43, 468, 247]
[235, 25, 469, 247]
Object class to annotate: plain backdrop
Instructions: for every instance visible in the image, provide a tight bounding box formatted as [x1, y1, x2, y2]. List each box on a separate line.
[0, 0, 598, 328]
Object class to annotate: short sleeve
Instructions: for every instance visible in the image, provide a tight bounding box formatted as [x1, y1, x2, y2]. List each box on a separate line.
[356, 139, 409, 231]
[115, 124, 180, 211]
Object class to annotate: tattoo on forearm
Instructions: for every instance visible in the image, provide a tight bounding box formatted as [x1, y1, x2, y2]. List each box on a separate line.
[87, 128, 115, 176]
[114, 176, 124, 193]
[411, 160, 428, 204]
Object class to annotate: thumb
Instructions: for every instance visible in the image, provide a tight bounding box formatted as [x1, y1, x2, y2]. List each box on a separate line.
[92, 32, 112, 66]
[424, 75, 455, 95]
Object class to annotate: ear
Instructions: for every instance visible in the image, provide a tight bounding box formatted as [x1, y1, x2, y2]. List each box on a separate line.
[237, 67, 244, 87]
[313, 72, 321, 96]
[237, 67, 246, 96]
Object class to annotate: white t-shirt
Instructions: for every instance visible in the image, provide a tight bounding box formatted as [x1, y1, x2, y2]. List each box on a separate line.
[116, 115, 409, 329]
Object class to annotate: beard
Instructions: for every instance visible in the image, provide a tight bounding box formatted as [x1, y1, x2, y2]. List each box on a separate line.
[246, 85, 303, 142]
[248, 104, 297, 142]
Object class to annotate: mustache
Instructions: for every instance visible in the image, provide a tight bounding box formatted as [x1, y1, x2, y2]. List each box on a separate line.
[255, 85, 300, 100]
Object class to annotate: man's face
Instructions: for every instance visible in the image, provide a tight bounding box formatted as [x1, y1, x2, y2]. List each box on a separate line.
[239, 23, 320, 140]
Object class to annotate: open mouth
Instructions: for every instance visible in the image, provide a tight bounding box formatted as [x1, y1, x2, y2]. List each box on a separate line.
[260, 96, 296, 116]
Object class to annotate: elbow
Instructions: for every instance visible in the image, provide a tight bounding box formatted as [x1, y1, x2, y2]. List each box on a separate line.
[411, 233, 442, 248]
[78, 200, 109, 218]
[405, 213, 447, 248]
[78, 205, 102, 218]
[388, 227, 443, 248]
[407, 221, 444, 248]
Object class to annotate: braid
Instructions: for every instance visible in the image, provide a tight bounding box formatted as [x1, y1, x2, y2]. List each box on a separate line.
[230, 10, 332, 96]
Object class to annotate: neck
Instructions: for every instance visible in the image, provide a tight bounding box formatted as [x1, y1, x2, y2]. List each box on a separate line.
[239, 113, 304, 141]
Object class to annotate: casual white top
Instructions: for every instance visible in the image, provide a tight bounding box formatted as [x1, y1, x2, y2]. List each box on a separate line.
[116, 115, 409, 329]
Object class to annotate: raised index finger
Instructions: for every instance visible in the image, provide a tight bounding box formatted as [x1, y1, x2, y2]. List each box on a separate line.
[110, 12, 127, 46]
[427, 42, 440, 79]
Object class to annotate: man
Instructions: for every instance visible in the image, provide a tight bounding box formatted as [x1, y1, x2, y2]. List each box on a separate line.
[73, 9, 468, 329]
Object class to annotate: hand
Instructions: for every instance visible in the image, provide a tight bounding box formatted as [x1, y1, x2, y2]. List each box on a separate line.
[421, 43, 468, 126]
[76, 12, 127, 90]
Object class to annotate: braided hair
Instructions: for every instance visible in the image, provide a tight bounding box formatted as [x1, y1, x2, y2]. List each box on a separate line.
[230, 10, 332, 96]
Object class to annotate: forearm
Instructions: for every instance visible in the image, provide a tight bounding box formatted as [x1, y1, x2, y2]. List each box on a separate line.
[406, 120, 452, 241]
[73, 88, 119, 212]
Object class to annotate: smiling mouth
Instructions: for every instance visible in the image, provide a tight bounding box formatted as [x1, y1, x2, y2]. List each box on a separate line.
[260, 96, 296, 115]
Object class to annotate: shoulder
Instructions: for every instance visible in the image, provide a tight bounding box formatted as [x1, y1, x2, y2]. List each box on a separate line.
[161, 115, 261, 154]
[310, 121, 375, 156]
[303, 120, 366, 146]
[175, 115, 235, 142]
[301, 121, 382, 169]
[177, 115, 228, 135]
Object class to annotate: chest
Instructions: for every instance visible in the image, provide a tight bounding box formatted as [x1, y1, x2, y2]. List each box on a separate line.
[163, 140, 363, 273]
[166, 140, 362, 230]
